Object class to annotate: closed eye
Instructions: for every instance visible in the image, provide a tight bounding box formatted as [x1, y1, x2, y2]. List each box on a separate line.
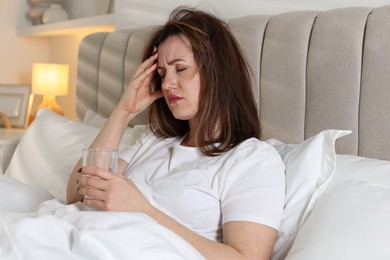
[157, 67, 187, 79]
[177, 67, 187, 73]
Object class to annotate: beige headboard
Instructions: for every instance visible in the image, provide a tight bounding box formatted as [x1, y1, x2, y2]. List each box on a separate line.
[76, 5, 390, 160]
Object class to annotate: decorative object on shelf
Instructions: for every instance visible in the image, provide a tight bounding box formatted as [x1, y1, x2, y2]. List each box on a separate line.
[0, 113, 12, 129]
[107, 0, 115, 14]
[26, 0, 61, 25]
[42, 3, 69, 24]
[31, 63, 69, 117]
[61, 0, 112, 20]
[0, 85, 31, 128]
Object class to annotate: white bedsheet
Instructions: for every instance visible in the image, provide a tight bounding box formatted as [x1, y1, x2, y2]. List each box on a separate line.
[0, 177, 203, 260]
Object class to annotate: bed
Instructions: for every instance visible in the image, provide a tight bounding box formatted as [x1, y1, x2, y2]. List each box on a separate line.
[1, 4, 390, 260]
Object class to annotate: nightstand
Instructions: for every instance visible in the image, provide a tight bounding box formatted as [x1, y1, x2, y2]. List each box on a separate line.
[0, 128, 25, 174]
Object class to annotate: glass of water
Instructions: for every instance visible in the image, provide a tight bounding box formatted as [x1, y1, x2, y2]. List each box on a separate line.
[81, 148, 118, 207]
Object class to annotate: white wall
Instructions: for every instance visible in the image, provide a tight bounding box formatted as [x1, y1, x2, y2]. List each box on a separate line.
[116, 0, 390, 30]
[0, 0, 49, 85]
[1, 0, 113, 121]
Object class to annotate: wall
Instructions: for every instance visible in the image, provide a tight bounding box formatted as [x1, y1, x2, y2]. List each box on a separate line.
[0, 0, 80, 121]
[0, 0, 49, 85]
[1, 0, 114, 122]
[116, 0, 390, 30]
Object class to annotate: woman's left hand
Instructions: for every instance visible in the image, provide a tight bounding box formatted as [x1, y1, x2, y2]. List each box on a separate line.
[77, 166, 151, 212]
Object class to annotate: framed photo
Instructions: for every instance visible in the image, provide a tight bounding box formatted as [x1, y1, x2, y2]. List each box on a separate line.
[0, 85, 31, 128]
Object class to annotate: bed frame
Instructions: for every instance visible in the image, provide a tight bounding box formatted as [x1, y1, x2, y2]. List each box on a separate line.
[76, 5, 390, 160]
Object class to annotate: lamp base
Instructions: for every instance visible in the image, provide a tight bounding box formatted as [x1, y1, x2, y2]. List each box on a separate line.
[35, 95, 64, 115]
[28, 95, 64, 125]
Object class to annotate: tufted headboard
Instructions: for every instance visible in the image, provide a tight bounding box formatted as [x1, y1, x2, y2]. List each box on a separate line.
[76, 5, 390, 160]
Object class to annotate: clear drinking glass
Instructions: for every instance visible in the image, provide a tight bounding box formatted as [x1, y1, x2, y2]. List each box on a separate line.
[82, 148, 118, 204]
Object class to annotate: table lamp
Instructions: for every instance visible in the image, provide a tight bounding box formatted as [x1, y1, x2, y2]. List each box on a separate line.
[32, 63, 69, 116]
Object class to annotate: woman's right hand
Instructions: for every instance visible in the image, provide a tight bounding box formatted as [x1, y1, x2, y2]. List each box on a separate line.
[118, 49, 163, 116]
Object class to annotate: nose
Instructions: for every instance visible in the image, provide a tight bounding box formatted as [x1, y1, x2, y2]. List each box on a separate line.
[161, 71, 176, 90]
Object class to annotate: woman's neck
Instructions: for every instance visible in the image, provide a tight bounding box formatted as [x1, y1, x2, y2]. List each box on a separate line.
[181, 132, 196, 147]
[180, 118, 221, 147]
[180, 118, 198, 147]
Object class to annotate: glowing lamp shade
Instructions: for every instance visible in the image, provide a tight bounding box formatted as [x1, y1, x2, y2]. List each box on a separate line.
[32, 63, 69, 115]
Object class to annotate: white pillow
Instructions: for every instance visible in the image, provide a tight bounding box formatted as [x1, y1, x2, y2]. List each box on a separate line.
[83, 109, 147, 145]
[5, 109, 101, 203]
[267, 129, 351, 260]
[5, 109, 133, 203]
[82, 109, 108, 128]
[285, 154, 390, 260]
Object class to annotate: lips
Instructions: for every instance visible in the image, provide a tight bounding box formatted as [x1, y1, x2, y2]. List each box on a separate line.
[168, 95, 182, 103]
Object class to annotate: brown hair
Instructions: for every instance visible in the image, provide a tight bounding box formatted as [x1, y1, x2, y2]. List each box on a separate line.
[143, 7, 260, 156]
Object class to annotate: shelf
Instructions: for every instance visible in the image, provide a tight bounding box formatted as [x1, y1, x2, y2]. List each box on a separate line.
[17, 14, 115, 37]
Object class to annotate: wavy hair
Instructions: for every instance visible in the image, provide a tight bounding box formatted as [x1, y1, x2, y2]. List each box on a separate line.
[143, 7, 260, 156]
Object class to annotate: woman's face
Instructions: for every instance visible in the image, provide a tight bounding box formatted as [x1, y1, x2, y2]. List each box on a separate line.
[157, 34, 201, 124]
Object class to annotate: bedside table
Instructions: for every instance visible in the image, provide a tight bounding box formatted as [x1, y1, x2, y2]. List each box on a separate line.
[0, 128, 25, 174]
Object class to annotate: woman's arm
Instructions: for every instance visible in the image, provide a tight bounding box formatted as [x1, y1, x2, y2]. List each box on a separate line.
[77, 166, 277, 260]
[149, 207, 277, 259]
[66, 51, 162, 204]
[66, 107, 135, 204]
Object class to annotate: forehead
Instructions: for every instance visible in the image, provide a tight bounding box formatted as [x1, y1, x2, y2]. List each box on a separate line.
[158, 34, 193, 59]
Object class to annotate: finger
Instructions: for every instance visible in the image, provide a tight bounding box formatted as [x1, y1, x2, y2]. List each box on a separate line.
[130, 63, 158, 92]
[143, 49, 158, 69]
[139, 51, 158, 73]
[132, 51, 158, 79]
[79, 174, 115, 195]
[83, 197, 103, 209]
[81, 165, 115, 180]
[126, 62, 157, 91]
[137, 63, 158, 87]
[80, 185, 105, 198]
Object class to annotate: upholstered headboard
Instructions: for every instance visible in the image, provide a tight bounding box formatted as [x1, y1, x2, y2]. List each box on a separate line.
[76, 5, 390, 160]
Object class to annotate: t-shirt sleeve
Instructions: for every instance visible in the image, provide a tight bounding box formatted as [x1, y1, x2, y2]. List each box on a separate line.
[119, 131, 150, 164]
[220, 141, 286, 230]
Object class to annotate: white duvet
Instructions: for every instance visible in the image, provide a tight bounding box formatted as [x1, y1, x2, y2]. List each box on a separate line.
[0, 176, 203, 260]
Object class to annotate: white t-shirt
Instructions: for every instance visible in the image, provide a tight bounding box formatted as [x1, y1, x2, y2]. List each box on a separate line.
[120, 133, 285, 241]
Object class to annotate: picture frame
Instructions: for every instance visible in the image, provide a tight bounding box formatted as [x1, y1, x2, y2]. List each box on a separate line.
[0, 85, 31, 128]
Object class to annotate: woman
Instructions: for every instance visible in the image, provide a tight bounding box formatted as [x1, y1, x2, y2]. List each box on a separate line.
[67, 7, 285, 260]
